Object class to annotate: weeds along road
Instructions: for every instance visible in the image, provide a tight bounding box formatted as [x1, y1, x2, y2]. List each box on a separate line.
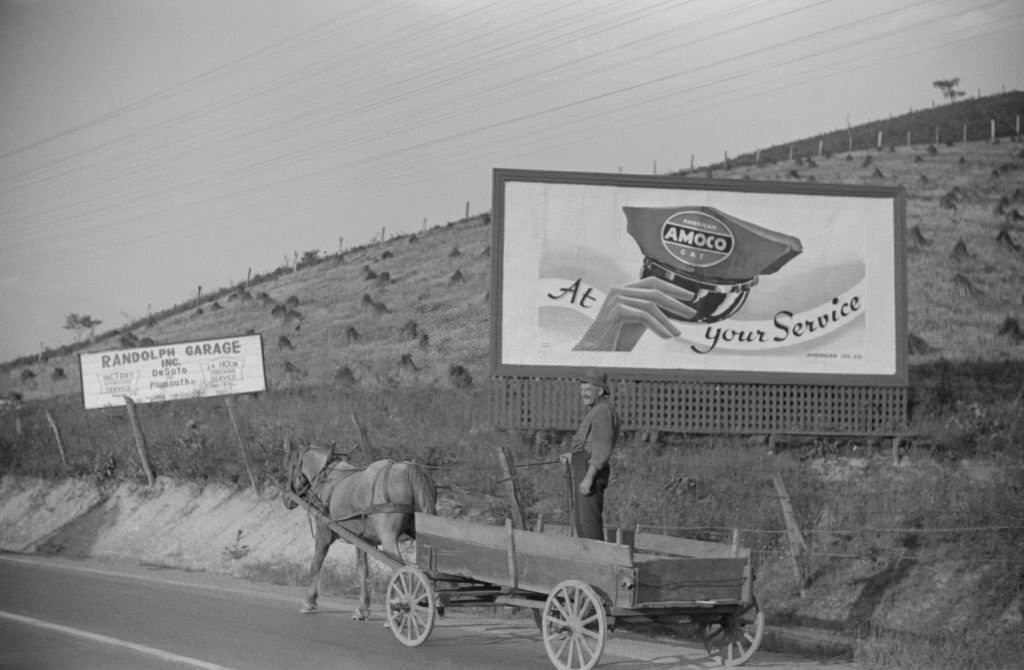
[0, 554, 859, 670]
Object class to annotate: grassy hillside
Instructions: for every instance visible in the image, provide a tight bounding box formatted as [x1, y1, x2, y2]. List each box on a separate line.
[2, 95, 1023, 668]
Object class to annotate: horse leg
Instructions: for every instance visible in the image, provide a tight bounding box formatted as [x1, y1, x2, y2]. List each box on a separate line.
[301, 524, 332, 613]
[353, 548, 370, 621]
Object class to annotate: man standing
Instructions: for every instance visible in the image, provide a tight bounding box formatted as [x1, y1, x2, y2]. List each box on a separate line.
[561, 370, 620, 540]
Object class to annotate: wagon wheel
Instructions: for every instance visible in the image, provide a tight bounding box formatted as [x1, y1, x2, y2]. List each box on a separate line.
[541, 580, 608, 670]
[386, 566, 436, 647]
[700, 598, 765, 666]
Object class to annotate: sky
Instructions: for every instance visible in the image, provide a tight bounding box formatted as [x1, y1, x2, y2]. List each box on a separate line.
[1, 0, 1022, 363]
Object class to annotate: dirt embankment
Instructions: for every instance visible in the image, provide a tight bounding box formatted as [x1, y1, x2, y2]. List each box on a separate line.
[0, 475, 359, 589]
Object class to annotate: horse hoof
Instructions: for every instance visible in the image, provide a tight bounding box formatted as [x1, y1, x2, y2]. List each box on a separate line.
[352, 610, 369, 621]
[299, 603, 318, 614]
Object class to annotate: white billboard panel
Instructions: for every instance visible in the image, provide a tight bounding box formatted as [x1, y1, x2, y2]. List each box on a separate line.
[491, 169, 907, 386]
[79, 334, 266, 409]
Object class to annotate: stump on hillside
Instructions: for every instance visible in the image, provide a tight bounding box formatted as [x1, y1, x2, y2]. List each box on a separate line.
[450, 269, 466, 284]
[908, 225, 932, 249]
[334, 366, 357, 386]
[449, 364, 473, 389]
[399, 354, 418, 371]
[908, 332, 938, 355]
[449, 246, 461, 258]
[278, 335, 294, 350]
[997, 317, 1023, 341]
[51, 367, 66, 382]
[950, 239, 972, 260]
[952, 273, 982, 298]
[344, 326, 360, 344]
[283, 361, 305, 376]
[417, 332, 430, 350]
[363, 266, 378, 281]
[285, 295, 300, 308]
[997, 228, 1021, 253]
[399, 320, 419, 340]
[382, 250, 394, 260]
[375, 271, 391, 287]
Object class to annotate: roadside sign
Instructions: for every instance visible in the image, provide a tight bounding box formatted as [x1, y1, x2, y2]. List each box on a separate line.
[79, 334, 266, 409]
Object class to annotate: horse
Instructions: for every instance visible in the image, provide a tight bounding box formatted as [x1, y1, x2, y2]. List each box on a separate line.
[282, 440, 437, 620]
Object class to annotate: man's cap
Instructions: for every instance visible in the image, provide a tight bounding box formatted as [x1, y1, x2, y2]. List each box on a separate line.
[580, 370, 608, 391]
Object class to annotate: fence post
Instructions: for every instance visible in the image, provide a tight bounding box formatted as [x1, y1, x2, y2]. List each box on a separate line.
[772, 473, 808, 595]
[124, 397, 155, 485]
[494, 444, 526, 530]
[564, 460, 577, 536]
[44, 409, 67, 467]
[349, 410, 376, 463]
[224, 396, 257, 491]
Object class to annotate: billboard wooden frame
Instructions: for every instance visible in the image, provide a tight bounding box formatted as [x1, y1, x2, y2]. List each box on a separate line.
[490, 168, 908, 388]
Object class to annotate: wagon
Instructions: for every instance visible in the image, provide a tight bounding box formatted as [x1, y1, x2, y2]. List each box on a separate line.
[385, 513, 765, 669]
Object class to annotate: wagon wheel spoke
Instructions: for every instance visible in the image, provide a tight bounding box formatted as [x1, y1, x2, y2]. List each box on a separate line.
[551, 632, 571, 661]
[550, 596, 571, 621]
[701, 601, 765, 667]
[573, 637, 587, 669]
[385, 566, 436, 648]
[542, 580, 607, 670]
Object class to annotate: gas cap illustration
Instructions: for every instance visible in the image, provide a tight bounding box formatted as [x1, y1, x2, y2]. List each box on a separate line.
[624, 205, 803, 323]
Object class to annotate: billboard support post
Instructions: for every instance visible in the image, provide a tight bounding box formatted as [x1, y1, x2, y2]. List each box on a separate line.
[124, 396, 155, 486]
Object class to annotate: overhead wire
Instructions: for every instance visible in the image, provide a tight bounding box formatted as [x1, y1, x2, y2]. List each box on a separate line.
[4, 0, 1020, 268]
[16, 11, 1018, 279]
[0, 0, 669, 210]
[5, 0, 973, 241]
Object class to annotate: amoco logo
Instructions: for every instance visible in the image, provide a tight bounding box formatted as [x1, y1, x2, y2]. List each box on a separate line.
[660, 209, 734, 268]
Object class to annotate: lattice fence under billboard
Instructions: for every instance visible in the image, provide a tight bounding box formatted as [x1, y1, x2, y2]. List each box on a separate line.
[490, 377, 908, 434]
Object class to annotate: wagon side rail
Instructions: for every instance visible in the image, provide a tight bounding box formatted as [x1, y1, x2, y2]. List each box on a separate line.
[414, 512, 636, 608]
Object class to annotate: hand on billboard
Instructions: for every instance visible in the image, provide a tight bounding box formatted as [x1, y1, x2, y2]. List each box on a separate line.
[572, 276, 697, 352]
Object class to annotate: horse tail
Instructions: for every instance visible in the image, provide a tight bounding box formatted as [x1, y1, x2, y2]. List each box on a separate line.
[406, 462, 437, 516]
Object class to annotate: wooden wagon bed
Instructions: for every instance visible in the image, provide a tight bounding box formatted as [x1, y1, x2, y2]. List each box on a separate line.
[399, 513, 764, 668]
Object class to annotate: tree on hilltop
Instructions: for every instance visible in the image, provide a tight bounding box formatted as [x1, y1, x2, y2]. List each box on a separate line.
[933, 78, 965, 102]
[64, 313, 102, 342]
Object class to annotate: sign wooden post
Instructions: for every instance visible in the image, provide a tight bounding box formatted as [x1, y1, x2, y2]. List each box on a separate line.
[494, 444, 526, 530]
[772, 473, 808, 595]
[224, 396, 257, 491]
[44, 409, 67, 467]
[124, 397, 155, 486]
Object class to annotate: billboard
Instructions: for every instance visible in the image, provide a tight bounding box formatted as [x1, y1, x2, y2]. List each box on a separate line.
[79, 334, 266, 409]
[491, 169, 907, 386]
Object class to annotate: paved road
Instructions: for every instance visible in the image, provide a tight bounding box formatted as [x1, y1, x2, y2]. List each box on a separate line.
[0, 553, 858, 670]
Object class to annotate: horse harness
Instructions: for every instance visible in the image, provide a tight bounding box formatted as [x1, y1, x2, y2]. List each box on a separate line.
[290, 447, 413, 534]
